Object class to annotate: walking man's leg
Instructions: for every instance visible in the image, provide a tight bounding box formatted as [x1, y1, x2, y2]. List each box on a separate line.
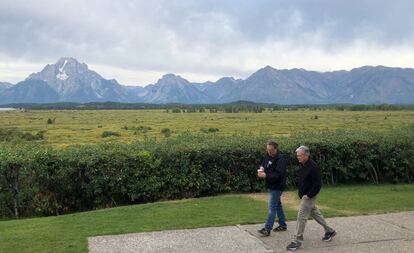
[310, 205, 336, 241]
[287, 197, 314, 250]
[274, 198, 287, 230]
[265, 190, 280, 231]
[310, 206, 334, 233]
[294, 197, 314, 243]
[259, 190, 280, 236]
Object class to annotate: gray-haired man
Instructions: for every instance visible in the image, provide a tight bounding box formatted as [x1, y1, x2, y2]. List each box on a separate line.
[287, 145, 336, 251]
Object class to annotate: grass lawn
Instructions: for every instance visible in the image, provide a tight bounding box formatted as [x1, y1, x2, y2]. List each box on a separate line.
[1, 184, 413, 253]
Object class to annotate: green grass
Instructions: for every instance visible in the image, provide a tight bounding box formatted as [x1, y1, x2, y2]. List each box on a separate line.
[1, 184, 413, 253]
[317, 184, 414, 214]
[1, 109, 414, 148]
[0, 196, 268, 253]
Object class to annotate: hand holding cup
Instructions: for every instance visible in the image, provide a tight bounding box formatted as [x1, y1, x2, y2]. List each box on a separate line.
[257, 166, 266, 178]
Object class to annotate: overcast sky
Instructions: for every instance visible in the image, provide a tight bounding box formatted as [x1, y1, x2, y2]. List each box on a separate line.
[1, 0, 413, 86]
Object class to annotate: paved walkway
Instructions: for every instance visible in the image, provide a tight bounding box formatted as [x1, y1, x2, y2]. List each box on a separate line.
[88, 211, 414, 252]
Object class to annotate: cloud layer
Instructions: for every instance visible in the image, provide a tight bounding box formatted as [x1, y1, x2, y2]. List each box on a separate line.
[1, 0, 413, 85]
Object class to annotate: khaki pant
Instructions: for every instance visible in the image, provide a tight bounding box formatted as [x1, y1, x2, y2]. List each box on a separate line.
[294, 196, 334, 243]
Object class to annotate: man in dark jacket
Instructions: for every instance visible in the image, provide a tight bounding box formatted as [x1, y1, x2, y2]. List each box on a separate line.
[257, 140, 288, 236]
[287, 145, 336, 251]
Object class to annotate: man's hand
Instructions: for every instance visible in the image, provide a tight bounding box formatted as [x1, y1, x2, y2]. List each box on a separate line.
[257, 166, 266, 178]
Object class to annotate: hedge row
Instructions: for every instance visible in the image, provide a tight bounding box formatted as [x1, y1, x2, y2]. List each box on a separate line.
[1, 126, 413, 218]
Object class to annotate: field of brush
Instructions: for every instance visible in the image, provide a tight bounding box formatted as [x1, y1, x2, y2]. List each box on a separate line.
[1, 109, 414, 148]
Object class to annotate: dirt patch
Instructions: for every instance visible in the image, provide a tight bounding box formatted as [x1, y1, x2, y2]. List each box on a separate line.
[248, 191, 300, 209]
[247, 192, 358, 215]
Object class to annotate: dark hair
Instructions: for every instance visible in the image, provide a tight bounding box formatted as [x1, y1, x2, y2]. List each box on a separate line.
[267, 140, 278, 149]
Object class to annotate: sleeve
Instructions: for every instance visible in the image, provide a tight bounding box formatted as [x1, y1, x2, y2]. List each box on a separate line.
[307, 165, 322, 198]
[261, 156, 267, 168]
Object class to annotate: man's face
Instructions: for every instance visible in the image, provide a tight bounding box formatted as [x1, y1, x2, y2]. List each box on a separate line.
[267, 144, 277, 157]
[296, 150, 309, 164]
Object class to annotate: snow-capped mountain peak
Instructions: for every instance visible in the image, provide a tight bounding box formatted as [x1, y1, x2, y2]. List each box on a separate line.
[56, 59, 69, 80]
[23, 57, 130, 102]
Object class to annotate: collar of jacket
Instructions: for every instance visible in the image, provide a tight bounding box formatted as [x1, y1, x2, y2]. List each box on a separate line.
[300, 158, 312, 168]
[267, 152, 283, 161]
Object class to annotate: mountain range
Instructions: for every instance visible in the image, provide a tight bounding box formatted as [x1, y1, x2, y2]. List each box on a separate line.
[1, 57, 413, 105]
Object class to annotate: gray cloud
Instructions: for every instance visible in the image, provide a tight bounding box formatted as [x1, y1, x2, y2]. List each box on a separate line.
[0, 0, 413, 85]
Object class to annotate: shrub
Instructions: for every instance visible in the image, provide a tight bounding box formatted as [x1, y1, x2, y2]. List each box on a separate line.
[47, 118, 56, 124]
[0, 128, 45, 142]
[123, 126, 152, 133]
[1, 126, 413, 219]
[200, 128, 219, 133]
[101, 131, 121, 138]
[161, 128, 172, 137]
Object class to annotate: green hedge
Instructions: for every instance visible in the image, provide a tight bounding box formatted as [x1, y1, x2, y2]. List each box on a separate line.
[1, 126, 413, 218]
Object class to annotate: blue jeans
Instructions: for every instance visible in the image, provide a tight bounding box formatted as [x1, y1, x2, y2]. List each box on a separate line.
[265, 190, 287, 231]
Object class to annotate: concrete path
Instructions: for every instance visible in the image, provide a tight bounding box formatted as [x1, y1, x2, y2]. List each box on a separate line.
[88, 211, 414, 252]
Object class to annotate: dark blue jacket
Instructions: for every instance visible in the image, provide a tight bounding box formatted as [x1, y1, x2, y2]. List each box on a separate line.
[262, 152, 288, 191]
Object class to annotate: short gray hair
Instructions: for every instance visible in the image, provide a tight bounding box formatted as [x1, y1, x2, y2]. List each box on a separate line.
[295, 145, 310, 156]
